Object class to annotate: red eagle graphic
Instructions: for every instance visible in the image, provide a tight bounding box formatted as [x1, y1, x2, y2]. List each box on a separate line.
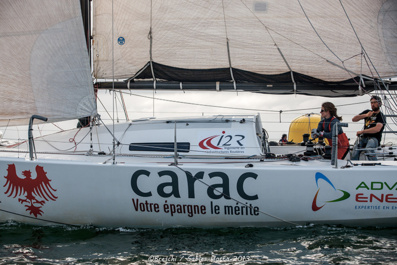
[3, 164, 57, 217]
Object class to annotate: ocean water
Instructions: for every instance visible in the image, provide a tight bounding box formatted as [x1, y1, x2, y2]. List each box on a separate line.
[1, 222, 397, 264]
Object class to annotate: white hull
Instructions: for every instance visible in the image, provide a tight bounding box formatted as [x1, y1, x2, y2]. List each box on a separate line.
[1, 155, 396, 228]
[2, 0, 397, 229]
[0, 116, 396, 228]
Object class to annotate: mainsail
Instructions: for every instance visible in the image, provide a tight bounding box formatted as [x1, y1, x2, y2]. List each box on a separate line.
[92, 0, 397, 96]
[0, 0, 97, 126]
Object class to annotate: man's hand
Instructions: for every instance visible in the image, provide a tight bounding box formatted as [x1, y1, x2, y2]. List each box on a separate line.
[353, 111, 374, 122]
[356, 130, 364, 136]
[356, 123, 383, 136]
[365, 111, 374, 118]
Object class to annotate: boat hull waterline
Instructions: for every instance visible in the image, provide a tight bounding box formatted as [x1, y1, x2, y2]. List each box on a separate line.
[0, 157, 396, 228]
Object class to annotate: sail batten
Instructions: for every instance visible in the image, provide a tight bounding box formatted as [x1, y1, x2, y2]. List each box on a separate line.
[0, 0, 97, 126]
[93, 0, 396, 95]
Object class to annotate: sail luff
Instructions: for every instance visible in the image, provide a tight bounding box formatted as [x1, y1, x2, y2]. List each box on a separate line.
[0, 0, 97, 126]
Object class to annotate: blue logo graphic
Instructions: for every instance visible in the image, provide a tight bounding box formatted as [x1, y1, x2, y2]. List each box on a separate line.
[312, 172, 350, 211]
[117, 37, 125, 45]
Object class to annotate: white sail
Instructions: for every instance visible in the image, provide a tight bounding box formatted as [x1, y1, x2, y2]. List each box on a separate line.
[0, 0, 97, 126]
[92, 0, 396, 94]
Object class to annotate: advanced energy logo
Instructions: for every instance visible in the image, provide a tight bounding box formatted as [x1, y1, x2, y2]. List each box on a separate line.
[312, 172, 350, 211]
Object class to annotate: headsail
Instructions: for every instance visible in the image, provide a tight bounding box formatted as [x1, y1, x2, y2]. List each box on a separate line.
[0, 0, 97, 126]
[92, 0, 396, 96]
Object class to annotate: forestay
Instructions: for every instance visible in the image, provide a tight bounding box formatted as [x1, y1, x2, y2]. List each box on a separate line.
[0, 0, 97, 126]
[92, 0, 397, 96]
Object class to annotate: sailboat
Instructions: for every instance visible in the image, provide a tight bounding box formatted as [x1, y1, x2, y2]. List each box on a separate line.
[0, 0, 397, 228]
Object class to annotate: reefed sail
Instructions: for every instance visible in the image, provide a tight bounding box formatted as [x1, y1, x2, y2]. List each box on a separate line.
[92, 0, 397, 96]
[0, 0, 97, 126]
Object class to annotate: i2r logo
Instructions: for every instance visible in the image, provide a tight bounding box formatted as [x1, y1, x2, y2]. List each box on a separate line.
[199, 131, 245, 150]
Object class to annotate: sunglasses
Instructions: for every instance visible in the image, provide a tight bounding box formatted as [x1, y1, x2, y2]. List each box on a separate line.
[320, 109, 326, 112]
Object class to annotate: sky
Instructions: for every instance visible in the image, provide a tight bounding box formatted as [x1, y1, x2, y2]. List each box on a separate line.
[94, 90, 397, 144]
[2, 90, 396, 145]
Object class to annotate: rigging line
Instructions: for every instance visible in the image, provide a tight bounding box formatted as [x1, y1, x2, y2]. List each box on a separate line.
[276, 46, 297, 93]
[69, 127, 88, 152]
[238, 0, 293, 78]
[297, 0, 361, 87]
[39, 129, 92, 152]
[153, 82, 155, 117]
[116, 123, 133, 154]
[238, 0, 330, 65]
[119, 90, 130, 121]
[97, 95, 113, 121]
[221, 0, 229, 39]
[385, 92, 397, 111]
[338, 0, 393, 95]
[120, 90, 369, 113]
[378, 92, 397, 128]
[89, 117, 93, 152]
[2, 119, 10, 138]
[98, 116, 121, 146]
[360, 48, 364, 94]
[221, 0, 236, 91]
[238, 0, 276, 43]
[376, 88, 397, 119]
[238, 1, 311, 93]
[115, 91, 119, 123]
[149, 0, 156, 115]
[149, 0, 157, 115]
[378, 83, 397, 111]
[362, 53, 377, 84]
[173, 164, 300, 226]
[337, 1, 375, 73]
[95, 123, 102, 152]
[111, 0, 116, 164]
[121, 91, 278, 113]
[297, 0, 341, 62]
[50, 123, 64, 132]
[0, 208, 79, 227]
